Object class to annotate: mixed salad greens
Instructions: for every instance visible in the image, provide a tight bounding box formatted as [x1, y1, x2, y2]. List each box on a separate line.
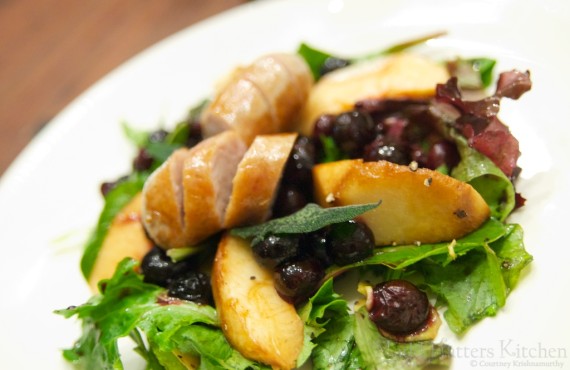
[56, 35, 533, 369]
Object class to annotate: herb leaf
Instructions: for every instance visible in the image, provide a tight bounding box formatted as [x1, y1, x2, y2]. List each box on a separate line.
[231, 202, 380, 245]
[360, 31, 447, 60]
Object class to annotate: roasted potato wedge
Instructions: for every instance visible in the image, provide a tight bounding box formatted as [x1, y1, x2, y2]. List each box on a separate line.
[313, 160, 490, 246]
[212, 234, 304, 370]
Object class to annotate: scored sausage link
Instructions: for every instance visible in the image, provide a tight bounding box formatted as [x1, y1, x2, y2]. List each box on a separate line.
[201, 53, 313, 144]
[224, 133, 298, 229]
[142, 131, 247, 249]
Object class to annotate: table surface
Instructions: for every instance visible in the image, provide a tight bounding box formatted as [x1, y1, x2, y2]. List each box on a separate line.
[0, 0, 247, 177]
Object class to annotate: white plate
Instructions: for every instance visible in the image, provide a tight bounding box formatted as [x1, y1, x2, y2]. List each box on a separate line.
[1, 0, 569, 369]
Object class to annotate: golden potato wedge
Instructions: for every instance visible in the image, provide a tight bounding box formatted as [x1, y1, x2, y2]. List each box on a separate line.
[88, 193, 153, 292]
[212, 234, 304, 370]
[298, 53, 449, 135]
[313, 160, 490, 246]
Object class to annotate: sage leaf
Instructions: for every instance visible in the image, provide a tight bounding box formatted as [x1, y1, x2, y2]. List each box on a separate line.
[231, 202, 380, 245]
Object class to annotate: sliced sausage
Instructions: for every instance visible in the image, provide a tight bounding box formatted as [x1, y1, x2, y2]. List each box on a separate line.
[201, 53, 313, 144]
[224, 133, 297, 229]
[142, 131, 247, 249]
[182, 130, 247, 245]
[201, 77, 277, 146]
[142, 148, 190, 249]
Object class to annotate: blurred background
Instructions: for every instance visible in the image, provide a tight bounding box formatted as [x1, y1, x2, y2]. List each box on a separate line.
[0, 0, 247, 176]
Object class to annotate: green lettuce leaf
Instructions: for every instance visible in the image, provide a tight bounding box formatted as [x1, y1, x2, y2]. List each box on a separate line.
[451, 137, 515, 221]
[80, 172, 148, 279]
[421, 223, 531, 334]
[491, 224, 533, 292]
[166, 325, 269, 370]
[450, 57, 496, 89]
[298, 32, 446, 81]
[298, 279, 362, 369]
[297, 43, 333, 81]
[325, 218, 507, 280]
[312, 314, 361, 370]
[422, 245, 507, 334]
[353, 307, 451, 369]
[122, 121, 150, 148]
[57, 259, 266, 370]
[145, 142, 182, 163]
[318, 135, 346, 163]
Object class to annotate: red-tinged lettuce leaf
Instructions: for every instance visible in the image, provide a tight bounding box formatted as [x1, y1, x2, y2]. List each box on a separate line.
[435, 73, 531, 179]
[470, 125, 520, 178]
[495, 70, 532, 99]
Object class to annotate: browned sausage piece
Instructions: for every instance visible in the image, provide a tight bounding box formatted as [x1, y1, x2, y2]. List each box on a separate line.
[182, 130, 247, 246]
[223, 133, 297, 229]
[201, 77, 278, 146]
[267, 53, 313, 128]
[201, 53, 313, 144]
[142, 148, 191, 249]
[142, 131, 247, 249]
